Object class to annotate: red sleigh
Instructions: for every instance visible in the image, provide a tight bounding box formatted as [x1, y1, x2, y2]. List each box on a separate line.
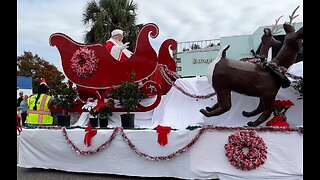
[49, 23, 177, 112]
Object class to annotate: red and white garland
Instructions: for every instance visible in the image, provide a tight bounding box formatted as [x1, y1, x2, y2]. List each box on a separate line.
[62, 127, 118, 155]
[239, 56, 261, 63]
[158, 64, 216, 100]
[71, 47, 99, 78]
[225, 130, 267, 171]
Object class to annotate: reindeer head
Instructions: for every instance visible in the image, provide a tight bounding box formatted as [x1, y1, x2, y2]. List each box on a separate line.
[283, 5, 303, 52]
[284, 26, 303, 52]
[283, 6, 300, 34]
[259, 27, 281, 58]
[283, 23, 296, 34]
[262, 28, 281, 47]
[258, 15, 283, 58]
[271, 6, 303, 68]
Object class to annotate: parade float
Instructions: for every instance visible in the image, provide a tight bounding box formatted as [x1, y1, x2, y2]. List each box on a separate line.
[17, 17, 303, 180]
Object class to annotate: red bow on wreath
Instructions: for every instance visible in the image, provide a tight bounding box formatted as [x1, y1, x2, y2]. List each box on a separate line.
[84, 124, 97, 147]
[156, 125, 171, 146]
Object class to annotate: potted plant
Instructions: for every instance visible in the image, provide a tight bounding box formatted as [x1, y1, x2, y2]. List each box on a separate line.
[51, 82, 78, 126]
[82, 98, 114, 128]
[97, 99, 114, 128]
[108, 73, 147, 128]
[82, 98, 99, 128]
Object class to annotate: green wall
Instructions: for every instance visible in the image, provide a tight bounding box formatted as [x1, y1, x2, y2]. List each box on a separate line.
[176, 22, 303, 77]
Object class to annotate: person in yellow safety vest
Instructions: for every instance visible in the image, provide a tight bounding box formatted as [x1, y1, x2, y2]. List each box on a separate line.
[25, 78, 53, 126]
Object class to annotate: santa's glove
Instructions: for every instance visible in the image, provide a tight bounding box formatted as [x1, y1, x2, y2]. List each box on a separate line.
[121, 42, 130, 50]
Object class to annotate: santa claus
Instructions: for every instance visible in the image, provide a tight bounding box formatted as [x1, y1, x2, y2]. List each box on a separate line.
[105, 29, 133, 62]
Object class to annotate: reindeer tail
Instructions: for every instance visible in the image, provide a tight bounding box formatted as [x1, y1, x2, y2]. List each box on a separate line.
[221, 45, 230, 59]
[206, 45, 230, 86]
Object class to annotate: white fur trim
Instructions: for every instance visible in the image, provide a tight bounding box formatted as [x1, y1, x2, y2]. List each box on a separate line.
[111, 29, 123, 37]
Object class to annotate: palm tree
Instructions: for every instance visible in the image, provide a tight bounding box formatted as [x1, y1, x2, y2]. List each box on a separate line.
[82, 0, 139, 51]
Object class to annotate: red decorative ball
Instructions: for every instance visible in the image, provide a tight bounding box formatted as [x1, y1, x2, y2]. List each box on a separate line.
[224, 130, 267, 171]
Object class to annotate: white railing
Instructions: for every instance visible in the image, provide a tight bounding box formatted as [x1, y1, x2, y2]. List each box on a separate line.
[177, 39, 220, 53]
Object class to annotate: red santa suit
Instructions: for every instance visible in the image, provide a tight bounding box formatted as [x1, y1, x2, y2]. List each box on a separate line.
[105, 37, 132, 62]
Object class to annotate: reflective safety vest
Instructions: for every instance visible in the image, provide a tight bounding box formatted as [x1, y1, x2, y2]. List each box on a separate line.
[26, 94, 53, 125]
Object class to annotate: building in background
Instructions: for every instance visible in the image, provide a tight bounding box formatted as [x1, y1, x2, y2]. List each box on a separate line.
[174, 22, 303, 77]
[17, 76, 33, 98]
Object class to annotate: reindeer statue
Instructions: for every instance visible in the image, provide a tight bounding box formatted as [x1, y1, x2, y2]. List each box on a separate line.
[200, 6, 303, 127]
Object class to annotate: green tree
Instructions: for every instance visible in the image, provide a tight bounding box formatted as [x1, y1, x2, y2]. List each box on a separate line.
[17, 51, 66, 94]
[82, 0, 140, 51]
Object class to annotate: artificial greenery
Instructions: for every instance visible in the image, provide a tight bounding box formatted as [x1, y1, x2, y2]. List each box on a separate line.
[50, 82, 78, 114]
[108, 73, 147, 113]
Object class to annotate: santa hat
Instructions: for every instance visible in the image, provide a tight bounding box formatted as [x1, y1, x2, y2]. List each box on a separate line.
[40, 78, 47, 86]
[111, 29, 123, 37]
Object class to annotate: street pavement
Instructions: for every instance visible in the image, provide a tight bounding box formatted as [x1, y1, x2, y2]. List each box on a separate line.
[17, 166, 178, 180]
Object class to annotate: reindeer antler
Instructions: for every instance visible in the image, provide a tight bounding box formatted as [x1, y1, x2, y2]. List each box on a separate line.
[286, 6, 300, 26]
[271, 15, 283, 35]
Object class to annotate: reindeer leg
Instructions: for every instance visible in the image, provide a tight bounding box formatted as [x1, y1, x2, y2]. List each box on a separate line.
[247, 97, 274, 127]
[205, 103, 219, 111]
[242, 97, 264, 117]
[200, 90, 231, 117]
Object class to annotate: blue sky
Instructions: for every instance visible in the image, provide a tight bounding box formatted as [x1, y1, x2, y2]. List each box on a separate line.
[17, 0, 303, 72]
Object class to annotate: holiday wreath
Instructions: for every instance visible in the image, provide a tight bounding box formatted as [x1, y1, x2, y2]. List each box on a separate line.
[224, 130, 267, 171]
[70, 47, 99, 78]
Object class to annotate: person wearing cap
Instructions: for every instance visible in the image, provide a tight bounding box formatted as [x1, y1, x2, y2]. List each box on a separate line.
[17, 91, 24, 108]
[25, 78, 53, 126]
[105, 29, 133, 62]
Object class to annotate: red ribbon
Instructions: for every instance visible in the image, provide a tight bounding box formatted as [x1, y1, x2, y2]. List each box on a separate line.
[17, 114, 22, 135]
[266, 114, 290, 127]
[84, 124, 97, 147]
[156, 125, 171, 146]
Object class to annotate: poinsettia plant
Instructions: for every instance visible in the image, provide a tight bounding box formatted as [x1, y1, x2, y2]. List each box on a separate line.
[272, 99, 294, 116]
[95, 99, 114, 119]
[82, 98, 114, 119]
[266, 99, 294, 127]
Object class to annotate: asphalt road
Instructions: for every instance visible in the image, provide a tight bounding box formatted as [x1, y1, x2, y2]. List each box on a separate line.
[17, 166, 178, 180]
